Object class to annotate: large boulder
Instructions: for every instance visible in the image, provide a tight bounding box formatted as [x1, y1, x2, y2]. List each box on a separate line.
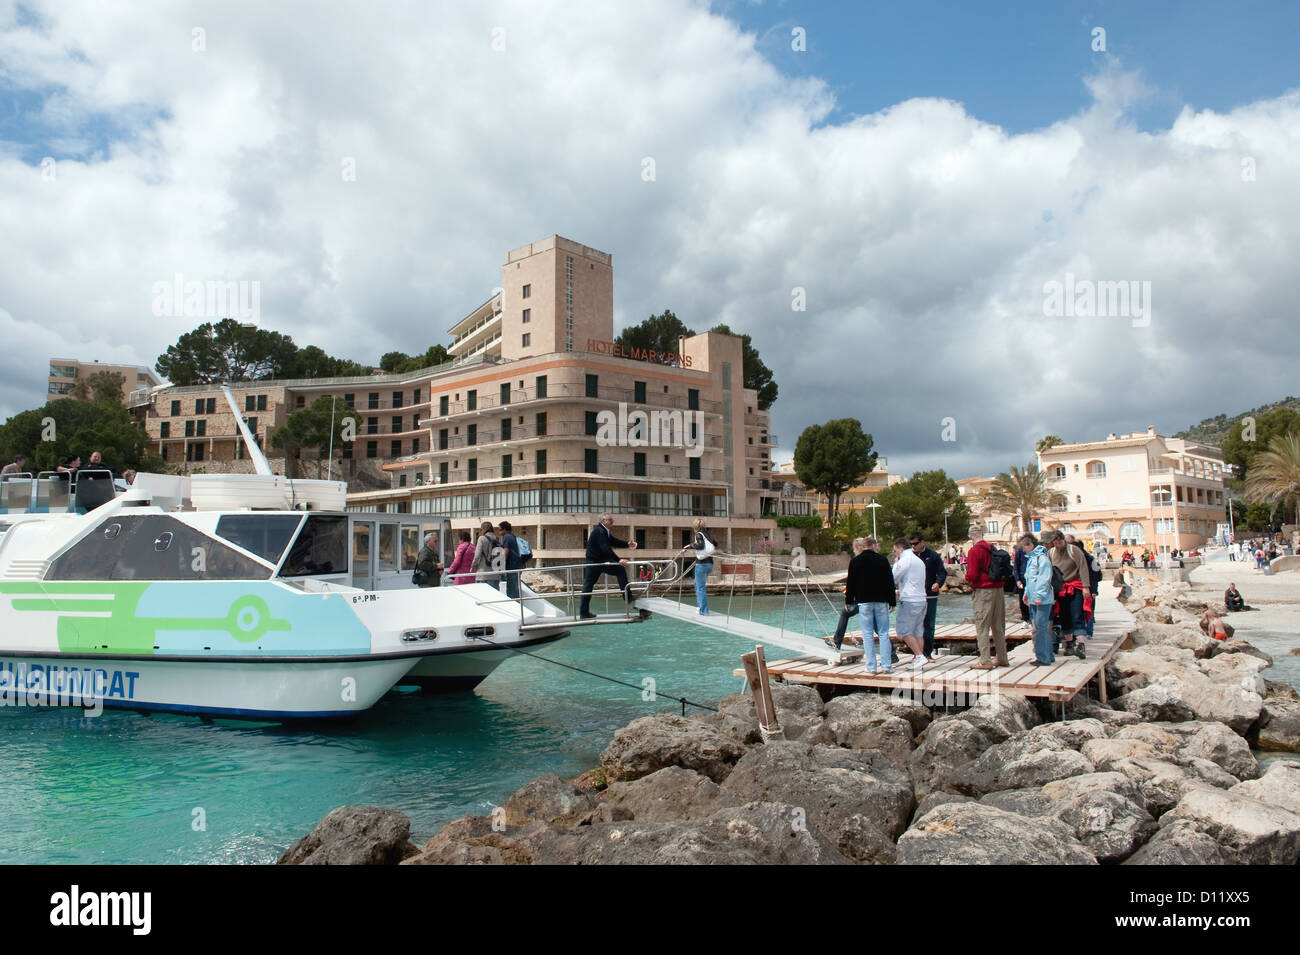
[598, 766, 738, 823]
[404, 814, 544, 865]
[1256, 698, 1300, 752]
[722, 741, 915, 840]
[527, 801, 852, 865]
[824, 691, 930, 740]
[279, 806, 416, 865]
[955, 693, 1041, 743]
[1159, 788, 1300, 865]
[835, 813, 901, 865]
[502, 774, 597, 828]
[1230, 760, 1300, 816]
[1024, 718, 1108, 751]
[1112, 722, 1260, 781]
[909, 718, 990, 800]
[824, 710, 915, 767]
[1114, 681, 1197, 723]
[600, 714, 747, 783]
[701, 683, 827, 744]
[949, 733, 1094, 797]
[1124, 819, 1227, 865]
[911, 791, 974, 825]
[898, 803, 1097, 865]
[978, 773, 1156, 862]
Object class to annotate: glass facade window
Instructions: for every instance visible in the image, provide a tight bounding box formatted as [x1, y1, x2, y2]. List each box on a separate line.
[170, 400, 180, 416]
[393, 391, 403, 408]
[368, 393, 379, 409]
[466, 389, 477, 411]
[586, 374, 598, 398]
[502, 455, 512, 478]
[536, 449, 547, 474]
[634, 452, 646, 476]
[160, 422, 170, 438]
[439, 395, 449, 415]
[536, 375, 547, 399]
[688, 389, 699, 411]
[585, 411, 599, 436]
[536, 412, 547, 436]
[500, 383, 510, 405]
[689, 458, 700, 481]
[585, 449, 598, 473]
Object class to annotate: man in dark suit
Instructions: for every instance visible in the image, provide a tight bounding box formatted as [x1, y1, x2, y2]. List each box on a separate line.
[579, 513, 638, 618]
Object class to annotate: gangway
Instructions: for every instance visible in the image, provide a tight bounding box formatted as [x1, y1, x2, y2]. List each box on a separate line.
[635, 596, 856, 664]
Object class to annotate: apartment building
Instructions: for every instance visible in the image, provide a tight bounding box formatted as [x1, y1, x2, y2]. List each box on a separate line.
[141, 235, 782, 560]
[1035, 428, 1229, 551]
[48, 358, 162, 404]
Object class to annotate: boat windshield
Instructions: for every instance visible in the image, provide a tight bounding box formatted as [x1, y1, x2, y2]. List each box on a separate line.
[215, 514, 303, 565]
[280, 515, 348, 577]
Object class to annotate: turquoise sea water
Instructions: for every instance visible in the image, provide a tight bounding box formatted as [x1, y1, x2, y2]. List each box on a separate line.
[1, 594, 1294, 864]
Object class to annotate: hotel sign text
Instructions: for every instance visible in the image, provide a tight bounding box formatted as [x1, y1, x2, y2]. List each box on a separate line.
[586, 339, 693, 367]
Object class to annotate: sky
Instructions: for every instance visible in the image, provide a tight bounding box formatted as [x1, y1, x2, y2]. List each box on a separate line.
[2, 0, 1298, 479]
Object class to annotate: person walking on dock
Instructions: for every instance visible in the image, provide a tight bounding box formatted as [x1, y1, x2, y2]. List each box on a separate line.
[908, 531, 947, 659]
[965, 526, 1010, 669]
[1047, 530, 1090, 659]
[827, 538, 867, 655]
[680, 518, 716, 614]
[1019, 532, 1054, 665]
[891, 538, 929, 669]
[579, 513, 637, 619]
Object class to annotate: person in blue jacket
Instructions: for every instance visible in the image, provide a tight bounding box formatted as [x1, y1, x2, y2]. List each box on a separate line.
[1020, 532, 1055, 665]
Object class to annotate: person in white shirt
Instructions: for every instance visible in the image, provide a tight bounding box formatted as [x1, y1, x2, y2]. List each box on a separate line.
[892, 537, 929, 668]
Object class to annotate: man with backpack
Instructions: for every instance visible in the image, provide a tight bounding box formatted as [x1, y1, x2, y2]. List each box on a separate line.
[1046, 530, 1090, 659]
[964, 526, 1010, 669]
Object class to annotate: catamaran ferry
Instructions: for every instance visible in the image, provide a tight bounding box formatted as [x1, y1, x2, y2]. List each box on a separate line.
[0, 391, 651, 720]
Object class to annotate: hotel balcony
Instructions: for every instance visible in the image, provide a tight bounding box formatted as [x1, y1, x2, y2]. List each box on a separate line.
[426, 460, 726, 485]
[447, 295, 504, 355]
[422, 420, 723, 453]
[435, 382, 723, 417]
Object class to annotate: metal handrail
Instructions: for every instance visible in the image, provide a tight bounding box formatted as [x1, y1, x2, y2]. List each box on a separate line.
[460, 557, 685, 627]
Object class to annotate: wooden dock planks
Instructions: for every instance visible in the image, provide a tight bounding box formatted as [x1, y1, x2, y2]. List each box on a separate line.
[734, 592, 1134, 704]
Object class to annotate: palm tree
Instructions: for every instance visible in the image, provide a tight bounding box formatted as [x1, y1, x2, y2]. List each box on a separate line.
[1036, 435, 1064, 453]
[1245, 431, 1300, 525]
[831, 509, 870, 550]
[982, 463, 1066, 536]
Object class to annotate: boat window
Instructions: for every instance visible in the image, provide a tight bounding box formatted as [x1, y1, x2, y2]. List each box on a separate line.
[281, 515, 347, 577]
[377, 524, 397, 573]
[216, 514, 302, 564]
[47, 515, 271, 581]
[401, 526, 420, 570]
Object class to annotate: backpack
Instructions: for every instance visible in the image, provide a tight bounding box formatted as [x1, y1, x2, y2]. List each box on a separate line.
[986, 547, 1014, 584]
[517, 537, 533, 560]
[696, 530, 716, 560]
[1050, 564, 1065, 597]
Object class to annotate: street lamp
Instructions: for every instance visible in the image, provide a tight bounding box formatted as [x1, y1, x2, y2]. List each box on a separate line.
[866, 500, 881, 539]
[1152, 487, 1172, 579]
[943, 504, 954, 548]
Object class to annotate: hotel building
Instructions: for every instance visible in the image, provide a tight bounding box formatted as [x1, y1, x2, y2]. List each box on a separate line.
[1035, 428, 1229, 552]
[961, 428, 1229, 552]
[140, 236, 782, 561]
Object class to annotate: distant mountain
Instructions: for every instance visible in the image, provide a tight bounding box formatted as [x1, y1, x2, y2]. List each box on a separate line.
[1176, 396, 1300, 446]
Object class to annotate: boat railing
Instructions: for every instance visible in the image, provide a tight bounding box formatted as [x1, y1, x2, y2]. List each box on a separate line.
[461, 557, 685, 628]
[1, 470, 119, 514]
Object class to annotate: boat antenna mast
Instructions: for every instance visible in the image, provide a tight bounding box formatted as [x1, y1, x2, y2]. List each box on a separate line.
[221, 386, 274, 477]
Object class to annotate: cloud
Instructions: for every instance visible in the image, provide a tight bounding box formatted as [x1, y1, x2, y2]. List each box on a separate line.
[0, 1, 1296, 480]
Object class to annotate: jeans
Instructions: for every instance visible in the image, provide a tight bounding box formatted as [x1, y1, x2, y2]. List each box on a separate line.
[694, 560, 712, 613]
[862, 602, 892, 670]
[579, 563, 630, 615]
[1058, 587, 1085, 637]
[922, 597, 939, 657]
[831, 604, 859, 648]
[1085, 591, 1096, 637]
[1029, 600, 1054, 663]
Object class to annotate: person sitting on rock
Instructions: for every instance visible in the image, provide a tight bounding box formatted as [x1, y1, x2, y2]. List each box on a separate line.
[1224, 582, 1245, 613]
